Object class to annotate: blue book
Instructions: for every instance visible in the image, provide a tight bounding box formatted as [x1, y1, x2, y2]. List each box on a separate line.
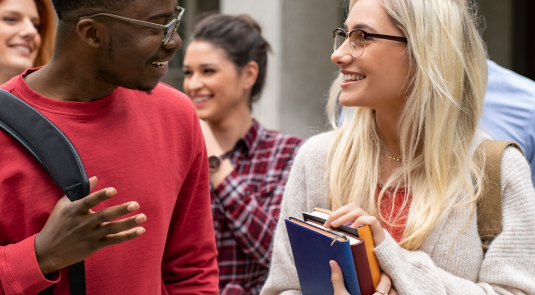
[286, 218, 362, 295]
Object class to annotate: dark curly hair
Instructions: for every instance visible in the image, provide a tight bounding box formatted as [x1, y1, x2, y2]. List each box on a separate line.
[190, 14, 272, 110]
[51, 0, 133, 21]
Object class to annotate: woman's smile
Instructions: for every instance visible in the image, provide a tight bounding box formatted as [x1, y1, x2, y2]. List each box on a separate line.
[190, 94, 213, 108]
[8, 43, 34, 57]
[341, 70, 367, 88]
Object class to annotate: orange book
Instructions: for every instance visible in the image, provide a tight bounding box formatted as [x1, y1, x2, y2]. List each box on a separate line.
[302, 208, 381, 288]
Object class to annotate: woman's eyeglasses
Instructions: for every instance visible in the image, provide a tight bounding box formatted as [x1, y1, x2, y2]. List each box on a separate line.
[333, 28, 407, 57]
[79, 6, 185, 46]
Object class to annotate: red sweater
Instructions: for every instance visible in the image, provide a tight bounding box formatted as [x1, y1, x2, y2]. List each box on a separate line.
[377, 187, 411, 242]
[0, 69, 219, 295]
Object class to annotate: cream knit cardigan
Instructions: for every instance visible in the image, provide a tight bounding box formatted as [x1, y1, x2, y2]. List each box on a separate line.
[260, 131, 535, 295]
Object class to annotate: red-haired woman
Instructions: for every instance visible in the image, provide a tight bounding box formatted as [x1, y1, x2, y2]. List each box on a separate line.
[0, 0, 55, 85]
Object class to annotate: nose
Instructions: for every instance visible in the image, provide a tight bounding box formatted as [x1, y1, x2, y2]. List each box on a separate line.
[163, 31, 182, 51]
[331, 39, 353, 67]
[19, 18, 39, 39]
[183, 72, 204, 96]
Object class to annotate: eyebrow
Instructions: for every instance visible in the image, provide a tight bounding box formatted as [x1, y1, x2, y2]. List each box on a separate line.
[182, 63, 218, 68]
[344, 23, 377, 33]
[147, 12, 174, 21]
[2, 10, 41, 23]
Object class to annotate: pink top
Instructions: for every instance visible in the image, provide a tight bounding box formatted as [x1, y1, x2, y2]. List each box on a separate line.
[377, 186, 412, 242]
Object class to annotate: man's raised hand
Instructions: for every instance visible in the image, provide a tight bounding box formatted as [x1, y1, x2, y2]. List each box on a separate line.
[34, 176, 146, 275]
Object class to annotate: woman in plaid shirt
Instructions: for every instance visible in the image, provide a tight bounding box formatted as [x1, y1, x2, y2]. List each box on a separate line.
[182, 14, 304, 295]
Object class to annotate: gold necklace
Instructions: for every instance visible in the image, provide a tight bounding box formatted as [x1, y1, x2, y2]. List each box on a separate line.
[387, 154, 403, 162]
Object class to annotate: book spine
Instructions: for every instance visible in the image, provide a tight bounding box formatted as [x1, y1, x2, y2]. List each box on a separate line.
[357, 226, 381, 288]
[338, 242, 362, 295]
[351, 243, 375, 295]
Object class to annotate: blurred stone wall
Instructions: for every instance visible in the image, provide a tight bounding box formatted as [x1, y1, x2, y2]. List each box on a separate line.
[221, 0, 343, 138]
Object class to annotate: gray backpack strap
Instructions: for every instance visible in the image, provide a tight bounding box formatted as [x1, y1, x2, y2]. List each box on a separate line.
[474, 140, 523, 251]
[0, 89, 89, 201]
[0, 89, 88, 295]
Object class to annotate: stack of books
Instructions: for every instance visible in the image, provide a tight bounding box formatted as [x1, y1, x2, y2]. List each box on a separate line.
[286, 208, 381, 295]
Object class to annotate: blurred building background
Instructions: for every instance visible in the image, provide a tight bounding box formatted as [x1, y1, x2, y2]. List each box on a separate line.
[163, 0, 535, 139]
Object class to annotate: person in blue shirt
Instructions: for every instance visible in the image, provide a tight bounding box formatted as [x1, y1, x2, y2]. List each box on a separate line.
[340, 59, 535, 184]
[480, 60, 535, 184]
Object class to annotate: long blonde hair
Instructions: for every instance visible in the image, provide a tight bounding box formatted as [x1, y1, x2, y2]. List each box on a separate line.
[327, 0, 488, 250]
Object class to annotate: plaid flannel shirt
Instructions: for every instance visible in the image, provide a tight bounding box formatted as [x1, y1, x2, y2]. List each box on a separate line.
[211, 120, 303, 295]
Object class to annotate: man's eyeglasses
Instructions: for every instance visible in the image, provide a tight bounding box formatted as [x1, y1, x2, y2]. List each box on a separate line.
[333, 28, 407, 57]
[79, 6, 185, 46]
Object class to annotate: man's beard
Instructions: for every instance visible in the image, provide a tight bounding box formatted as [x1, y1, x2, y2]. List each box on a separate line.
[96, 67, 154, 95]
[96, 37, 154, 95]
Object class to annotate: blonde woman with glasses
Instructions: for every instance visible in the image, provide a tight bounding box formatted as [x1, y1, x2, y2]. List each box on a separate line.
[261, 0, 535, 294]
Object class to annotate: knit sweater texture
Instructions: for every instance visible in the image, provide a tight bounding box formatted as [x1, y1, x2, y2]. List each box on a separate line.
[260, 131, 535, 295]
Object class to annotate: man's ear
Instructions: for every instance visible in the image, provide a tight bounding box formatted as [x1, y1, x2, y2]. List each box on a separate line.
[76, 19, 102, 48]
[241, 61, 259, 90]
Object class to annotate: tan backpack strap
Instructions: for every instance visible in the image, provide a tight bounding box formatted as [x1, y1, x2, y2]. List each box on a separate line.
[474, 140, 523, 249]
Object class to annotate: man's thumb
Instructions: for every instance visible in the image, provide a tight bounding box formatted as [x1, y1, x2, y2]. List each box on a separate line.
[88, 176, 98, 192]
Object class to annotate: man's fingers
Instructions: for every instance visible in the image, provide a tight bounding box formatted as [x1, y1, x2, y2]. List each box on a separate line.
[330, 260, 350, 295]
[88, 176, 98, 192]
[56, 195, 73, 208]
[374, 273, 392, 295]
[91, 201, 140, 225]
[101, 227, 146, 246]
[97, 214, 147, 236]
[74, 187, 117, 213]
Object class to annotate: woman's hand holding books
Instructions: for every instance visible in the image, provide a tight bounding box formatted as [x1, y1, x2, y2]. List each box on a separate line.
[324, 203, 386, 247]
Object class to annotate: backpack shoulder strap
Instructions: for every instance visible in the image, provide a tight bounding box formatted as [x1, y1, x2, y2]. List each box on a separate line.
[474, 140, 522, 250]
[0, 89, 89, 201]
[0, 89, 88, 295]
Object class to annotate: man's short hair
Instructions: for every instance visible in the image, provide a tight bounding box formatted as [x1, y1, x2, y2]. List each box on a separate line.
[51, 0, 133, 21]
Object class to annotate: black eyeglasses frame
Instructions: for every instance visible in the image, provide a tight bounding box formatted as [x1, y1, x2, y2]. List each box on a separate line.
[333, 28, 408, 57]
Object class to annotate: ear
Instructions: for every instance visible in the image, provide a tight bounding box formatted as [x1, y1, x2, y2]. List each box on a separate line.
[76, 19, 103, 48]
[240, 61, 259, 90]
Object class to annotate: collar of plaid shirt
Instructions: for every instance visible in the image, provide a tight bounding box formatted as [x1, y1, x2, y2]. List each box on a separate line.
[224, 119, 263, 157]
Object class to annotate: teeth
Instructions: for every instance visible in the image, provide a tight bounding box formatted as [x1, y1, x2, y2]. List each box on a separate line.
[343, 74, 365, 82]
[192, 96, 211, 103]
[152, 61, 169, 67]
[12, 45, 30, 53]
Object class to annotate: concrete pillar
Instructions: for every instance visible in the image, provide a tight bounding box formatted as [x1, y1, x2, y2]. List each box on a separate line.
[221, 0, 341, 138]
